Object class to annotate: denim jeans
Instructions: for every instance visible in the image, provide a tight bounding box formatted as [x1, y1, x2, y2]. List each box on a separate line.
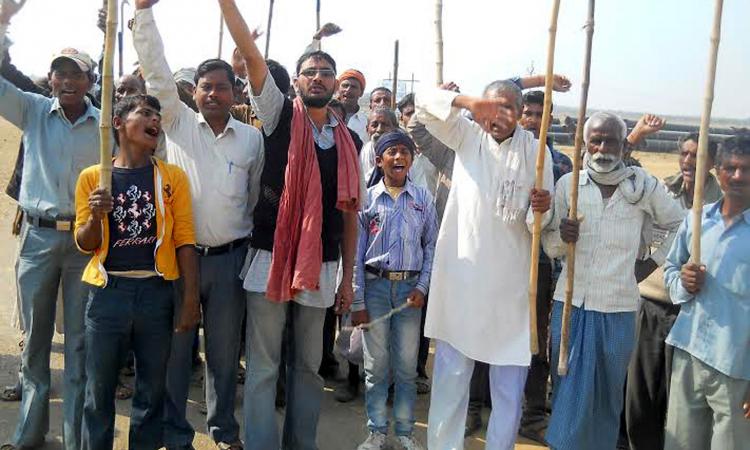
[244, 293, 326, 450]
[14, 224, 88, 450]
[362, 276, 422, 436]
[163, 244, 247, 446]
[82, 276, 173, 450]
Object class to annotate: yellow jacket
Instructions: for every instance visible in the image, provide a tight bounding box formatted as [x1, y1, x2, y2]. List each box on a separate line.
[74, 158, 196, 287]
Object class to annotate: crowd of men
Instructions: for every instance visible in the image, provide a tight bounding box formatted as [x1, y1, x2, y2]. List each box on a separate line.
[0, 0, 748, 449]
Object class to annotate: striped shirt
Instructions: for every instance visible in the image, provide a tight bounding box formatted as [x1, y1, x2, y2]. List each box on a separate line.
[543, 169, 684, 313]
[353, 180, 438, 308]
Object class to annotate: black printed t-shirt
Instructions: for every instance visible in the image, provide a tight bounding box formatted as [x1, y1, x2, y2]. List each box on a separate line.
[105, 164, 158, 272]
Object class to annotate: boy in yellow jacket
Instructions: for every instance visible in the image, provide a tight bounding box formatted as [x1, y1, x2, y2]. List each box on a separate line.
[74, 94, 199, 449]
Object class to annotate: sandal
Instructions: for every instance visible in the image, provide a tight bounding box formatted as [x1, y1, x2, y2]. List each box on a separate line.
[115, 381, 134, 400]
[1, 385, 21, 402]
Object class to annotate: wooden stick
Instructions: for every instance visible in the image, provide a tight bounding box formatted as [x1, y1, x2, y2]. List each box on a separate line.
[218, 13, 225, 58]
[527, 0, 561, 356]
[558, 0, 595, 376]
[264, 0, 275, 59]
[316, 0, 321, 33]
[690, 0, 724, 263]
[99, 0, 118, 192]
[391, 40, 399, 109]
[434, 0, 444, 85]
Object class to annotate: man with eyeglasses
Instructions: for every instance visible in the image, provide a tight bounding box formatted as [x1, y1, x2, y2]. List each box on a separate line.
[218, 1, 363, 448]
[0, 2, 100, 448]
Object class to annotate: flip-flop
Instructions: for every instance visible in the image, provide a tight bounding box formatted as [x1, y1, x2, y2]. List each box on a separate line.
[115, 382, 133, 400]
[0, 386, 21, 402]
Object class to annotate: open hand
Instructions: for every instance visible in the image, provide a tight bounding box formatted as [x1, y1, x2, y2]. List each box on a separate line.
[335, 281, 354, 314]
[406, 289, 425, 308]
[560, 217, 579, 244]
[88, 188, 114, 221]
[552, 74, 572, 92]
[314, 22, 342, 39]
[134, 0, 159, 10]
[680, 262, 706, 294]
[439, 81, 460, 93]
[530, 188, 551, 214]
[0, 0, 27, 24]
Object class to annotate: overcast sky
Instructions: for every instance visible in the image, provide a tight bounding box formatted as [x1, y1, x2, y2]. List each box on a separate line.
[4, 0, 748, 119]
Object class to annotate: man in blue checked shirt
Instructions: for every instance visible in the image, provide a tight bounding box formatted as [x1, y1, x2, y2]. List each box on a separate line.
[663, 133, 750, 450]
[353, 130, 438, 450]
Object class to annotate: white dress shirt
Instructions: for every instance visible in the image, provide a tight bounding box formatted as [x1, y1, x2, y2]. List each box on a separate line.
[133, 9, 264, 247]
[347, 109, 369, 144]
[543, 170, 684, 313]
[417, 89, 554, 366]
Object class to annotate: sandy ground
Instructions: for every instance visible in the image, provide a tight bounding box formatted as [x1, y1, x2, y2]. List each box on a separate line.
[0, 118, 680, 449]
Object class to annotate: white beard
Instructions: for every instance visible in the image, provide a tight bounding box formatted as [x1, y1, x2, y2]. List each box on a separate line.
[586, 152, 621, 173]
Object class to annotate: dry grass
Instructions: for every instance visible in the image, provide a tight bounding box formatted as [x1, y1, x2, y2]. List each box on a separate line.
[558, 146, 681, 180]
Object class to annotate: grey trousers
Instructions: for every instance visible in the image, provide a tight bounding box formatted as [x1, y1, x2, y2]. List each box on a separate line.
[664, 348, 750, 450]
[13, 224, 88, 450]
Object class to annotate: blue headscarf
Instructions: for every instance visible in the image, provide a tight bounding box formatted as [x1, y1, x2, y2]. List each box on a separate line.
[367, 129, 417, 188]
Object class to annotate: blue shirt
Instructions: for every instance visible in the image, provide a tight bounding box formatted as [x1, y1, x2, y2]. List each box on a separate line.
[0, 76, 101, 219]
[353, 180, 439, 306]
[665, 201, 750, 380]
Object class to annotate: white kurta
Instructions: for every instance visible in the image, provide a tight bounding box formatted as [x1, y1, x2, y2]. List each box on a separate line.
[418, 89, 554, 366]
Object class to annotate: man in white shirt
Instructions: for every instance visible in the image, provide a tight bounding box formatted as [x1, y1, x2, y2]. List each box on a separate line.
[417, 81, 553, 450]
[337, 69, 369, 144]
[132, 1, 265, 448]
[541, 112, 683, 450]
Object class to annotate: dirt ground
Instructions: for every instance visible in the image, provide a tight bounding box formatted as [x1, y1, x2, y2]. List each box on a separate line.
[0, 118, 680, 449]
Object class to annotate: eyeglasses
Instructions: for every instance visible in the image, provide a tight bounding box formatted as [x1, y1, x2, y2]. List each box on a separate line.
[298, 68, 336, 79]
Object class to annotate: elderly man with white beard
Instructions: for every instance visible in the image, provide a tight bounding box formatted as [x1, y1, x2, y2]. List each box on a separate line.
[541, 112, 684, 450]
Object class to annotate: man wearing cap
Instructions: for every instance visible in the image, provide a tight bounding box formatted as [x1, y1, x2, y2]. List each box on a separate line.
[0, 3, 101, 449]
[337, 69, 369, 143]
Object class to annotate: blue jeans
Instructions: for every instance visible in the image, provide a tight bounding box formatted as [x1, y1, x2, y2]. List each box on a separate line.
[14, 224, 88, 450]
[163, 245, 247, 446]
[362, 276, 422, 436]
[244, 293, 326, 450]
[82, 276, 174, 450]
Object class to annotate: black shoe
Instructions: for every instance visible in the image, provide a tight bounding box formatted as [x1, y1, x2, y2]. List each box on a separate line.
[464, 411, 482, 437]
[334, 382, 358, 403]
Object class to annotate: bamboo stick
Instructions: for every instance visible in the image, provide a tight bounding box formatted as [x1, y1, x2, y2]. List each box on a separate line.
[218, 13, 225, 58]
[434, 0, 444, 86]
[316, 0, 321, 33]
[558, 0, 595, 376]
[99, 0, 118, 192]
[264, 0, 275, 59]
[391, 40, 399, 109]
[690, 0, 724, 263]
[527, 0, 561, 356]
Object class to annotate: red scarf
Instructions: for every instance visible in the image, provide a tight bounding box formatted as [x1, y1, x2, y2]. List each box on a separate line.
[266, 97, 361, 301]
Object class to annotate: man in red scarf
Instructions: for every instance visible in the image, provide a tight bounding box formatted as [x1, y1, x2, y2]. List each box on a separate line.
[218, 1, 363, 449]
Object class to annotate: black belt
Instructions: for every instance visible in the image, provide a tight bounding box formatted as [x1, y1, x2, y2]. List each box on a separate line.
[365, 265, 420, 281]
[25, 215, 74, 232]
[195, 238, 248, 257]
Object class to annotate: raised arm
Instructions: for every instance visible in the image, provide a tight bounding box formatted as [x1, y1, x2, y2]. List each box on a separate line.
[0, 2, 44, 129]
[517, 74, 571, 92]
[218, 0, 267, 96]
[218, 0, 283, 135]
[132, 0, 186, 129]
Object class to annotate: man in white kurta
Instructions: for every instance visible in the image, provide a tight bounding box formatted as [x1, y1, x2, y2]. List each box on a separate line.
[416, 82, 554, 450]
